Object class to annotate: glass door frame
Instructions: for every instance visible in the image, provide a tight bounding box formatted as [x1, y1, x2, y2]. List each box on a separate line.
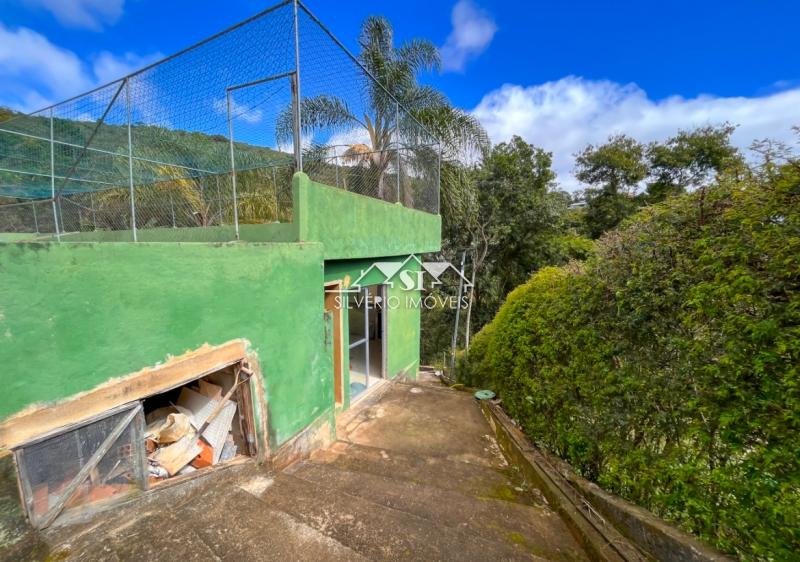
[347, 284, 387, 397]
[348, 286, 371, 392]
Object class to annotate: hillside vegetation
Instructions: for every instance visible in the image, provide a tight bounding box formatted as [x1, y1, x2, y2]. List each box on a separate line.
[459, 163, 800, 559]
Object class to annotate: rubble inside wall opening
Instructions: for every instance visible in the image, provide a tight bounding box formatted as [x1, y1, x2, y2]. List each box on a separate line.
[143, 364, 256, 486]
[15, 362, 258, 528]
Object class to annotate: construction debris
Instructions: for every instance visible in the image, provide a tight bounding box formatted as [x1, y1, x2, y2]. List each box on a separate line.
[219, 435, 237, 463]
[191, 440, 214, 469]
[145, 412, 193, 444]
[145, 372, 246, 483]
[198, 379, 223, 401]
[151, 434, 203, 476]
[14, 367, 255, 529]
[175, 387, 237, 464]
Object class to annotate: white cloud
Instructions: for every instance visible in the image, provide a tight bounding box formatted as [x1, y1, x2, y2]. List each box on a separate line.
[0, 23, 93, 109]
[212, 98, 264, 125]
[327, 127, 371, 149]
[276, 133, 313, 155]
[25, 0, 125, 31]
[441, 0, 497, 72]
[472, 76, 800, 191]
[0, 24, 161, 113]
[92, 51, 163, 84]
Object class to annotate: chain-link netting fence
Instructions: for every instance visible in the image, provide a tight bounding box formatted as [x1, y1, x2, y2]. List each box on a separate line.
[0, 0, 440, 242]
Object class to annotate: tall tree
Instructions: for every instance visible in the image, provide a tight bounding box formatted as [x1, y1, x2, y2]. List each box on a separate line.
[422, 137, 575, 361]
[468, 136, 567, 330]
[574, 134, 647, 238]
[646, 124, 740, 202]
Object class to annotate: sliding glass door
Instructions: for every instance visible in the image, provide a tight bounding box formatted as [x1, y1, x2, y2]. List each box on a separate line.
[348, 285, 385, 400]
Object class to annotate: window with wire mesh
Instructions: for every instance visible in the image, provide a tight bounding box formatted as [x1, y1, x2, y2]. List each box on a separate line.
[16, 406, 145, 527]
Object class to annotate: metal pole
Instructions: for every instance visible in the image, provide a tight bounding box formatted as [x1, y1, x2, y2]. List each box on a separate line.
[333, 146, 340, 189]
[170, 194, 176, 228]
[364, 287, 370, 388]
[272, 167, 279, 220]
[464, 255, 477, 351]
[90, 192, 97, 230]
[58, 197, 65, 234]
[226, 91, 240, 240]
[31, 201, 39, 233]
[199, 176, 205, 226]
[215, 175, 223, 224]
[49, 109, 61, 242]
[450, 250, 467, 373]
[290, 74, 302, 174]
[437, 142, 442, 214]
[338, 147, 347, 191]
[125, 79, 137, 242]
[396, 102, 401, 204]
[292, 0, 303, 173]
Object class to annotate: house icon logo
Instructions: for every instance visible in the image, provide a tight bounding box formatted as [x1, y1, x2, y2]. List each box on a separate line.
[343, 255, 472, 292]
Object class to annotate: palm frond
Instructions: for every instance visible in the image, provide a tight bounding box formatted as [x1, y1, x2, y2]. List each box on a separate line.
[275, 95, 363, 145]
[397, 39, 441, 74]
[402, 86, 448, 111]
[413, 106, 490, 160]
[342, 143, 372, 164]
[359, 16, 394, 56]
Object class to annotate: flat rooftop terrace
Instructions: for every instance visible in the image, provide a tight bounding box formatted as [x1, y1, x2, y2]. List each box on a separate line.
[0, 0, 441, 249]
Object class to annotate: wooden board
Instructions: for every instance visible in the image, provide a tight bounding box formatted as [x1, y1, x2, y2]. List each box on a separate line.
[0, 340, 248, 450]
[152, 435, 203, 476]
[324, 282, 344, 406]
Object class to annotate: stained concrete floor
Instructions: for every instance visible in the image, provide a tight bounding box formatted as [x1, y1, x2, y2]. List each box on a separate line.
[7, 374, 588, 561]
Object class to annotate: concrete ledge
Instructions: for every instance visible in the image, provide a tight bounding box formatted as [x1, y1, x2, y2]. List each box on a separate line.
[481, 401, 733, 562]
[549, 453, 734, 562]
[480, 402, 641, 562]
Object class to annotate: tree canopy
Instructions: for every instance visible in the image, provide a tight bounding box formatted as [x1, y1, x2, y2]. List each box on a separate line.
[572, 125, 742, 238]
[459, 150, 800, 559]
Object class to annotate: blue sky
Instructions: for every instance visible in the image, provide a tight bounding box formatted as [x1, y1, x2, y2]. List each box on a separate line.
[1, 0, 799, 188]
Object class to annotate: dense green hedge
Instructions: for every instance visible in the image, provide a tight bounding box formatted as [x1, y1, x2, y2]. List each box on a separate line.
[459, 166, 800, 559]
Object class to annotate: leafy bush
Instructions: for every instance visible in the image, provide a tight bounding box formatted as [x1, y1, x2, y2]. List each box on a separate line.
[460, 165, 800, 559]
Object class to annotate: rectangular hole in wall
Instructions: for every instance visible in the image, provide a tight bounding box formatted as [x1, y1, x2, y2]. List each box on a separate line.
[143, 363, 257, 486]
[14, 360, 258, 528]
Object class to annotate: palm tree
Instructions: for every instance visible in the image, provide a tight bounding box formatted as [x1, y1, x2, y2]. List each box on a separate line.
[277, 16, 488, 207]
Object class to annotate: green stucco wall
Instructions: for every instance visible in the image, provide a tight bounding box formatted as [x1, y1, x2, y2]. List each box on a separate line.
[0, 233, 38, 242]
[385, 275, 422, 380]
[295, 174, 441, 260]
[0, 241, 329, 448]
[0, 173, 439, 454]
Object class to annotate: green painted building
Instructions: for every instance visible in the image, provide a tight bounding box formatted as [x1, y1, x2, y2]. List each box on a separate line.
[0, 0, 445, 532]
[0, 172, 440, 527]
